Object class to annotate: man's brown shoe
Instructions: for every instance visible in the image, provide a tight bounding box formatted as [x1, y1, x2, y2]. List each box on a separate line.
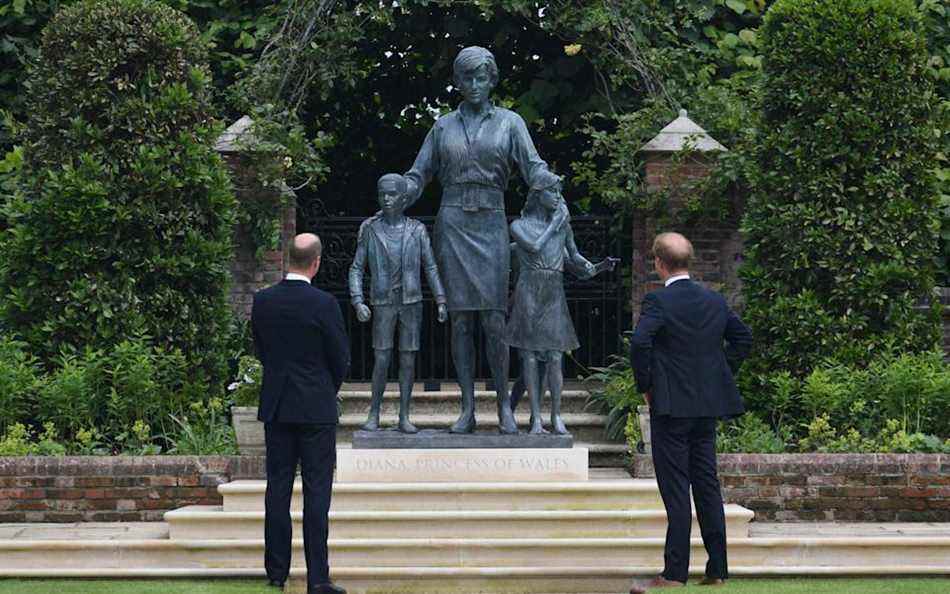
[629, 575, 686, 593]
[697, 577, 725, 586]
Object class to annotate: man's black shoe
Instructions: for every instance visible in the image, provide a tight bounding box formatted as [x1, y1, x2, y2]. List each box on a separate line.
[267, 579, 284, 588]
[309, 582, 346, 594]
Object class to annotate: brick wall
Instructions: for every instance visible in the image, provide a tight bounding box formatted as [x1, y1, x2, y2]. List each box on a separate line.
[632, 153, 744, 321]
[631, 453, 950, 522]
[0, 456, 265, 523]
[3, 454, 947, 523]
[220, 153, 296, 320]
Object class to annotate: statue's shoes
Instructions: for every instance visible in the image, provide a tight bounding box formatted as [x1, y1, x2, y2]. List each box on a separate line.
[398, 421, 418, 434]
[449, 416, 476, 434]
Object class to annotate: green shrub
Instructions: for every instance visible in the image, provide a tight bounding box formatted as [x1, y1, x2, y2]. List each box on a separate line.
[0, 423, 33, 456]
[718, 413, 788, 454]
[166, 397, 236, 455]
[795, 351, 950, 441]
[0, 421, 67, 456]
[583, 348, 644, 441]
[227, 355, 262, 408]
[34, 336, 209, 447]
[798, 414, 950, 454]
[867, 351, 950, 436]
[35, 350, 103, 437]
[624, 410, 642, 455]
[0, 337, 41, 433]
[741, 0, 942, 404]
[0, 0, 236, 385]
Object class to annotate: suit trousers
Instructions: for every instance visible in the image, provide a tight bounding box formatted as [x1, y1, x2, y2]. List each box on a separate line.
[650, 414, 728, 583]
[264, 422, 336, 586]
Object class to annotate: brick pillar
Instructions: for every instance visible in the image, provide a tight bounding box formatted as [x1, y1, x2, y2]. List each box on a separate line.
[217, 152, 297, 320]
[633, 110, 741, 322]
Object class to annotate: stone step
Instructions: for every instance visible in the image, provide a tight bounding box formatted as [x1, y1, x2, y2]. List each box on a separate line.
[339, 389, 595, 416]
[163, 505, 753, 540]
[336, 413, 612, 444]
[218, 479, 664, 512]
[4, 536, 950, 585]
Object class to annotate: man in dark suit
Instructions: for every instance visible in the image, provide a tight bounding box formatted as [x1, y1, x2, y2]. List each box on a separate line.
[252, 233, 350, 594]
[628, 232, 752, 593]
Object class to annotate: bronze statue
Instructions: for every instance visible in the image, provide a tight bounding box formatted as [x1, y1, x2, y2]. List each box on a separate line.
[403, 46, 553, 434]
[505, 172, 618, 434]
[349, 174, 447, 433]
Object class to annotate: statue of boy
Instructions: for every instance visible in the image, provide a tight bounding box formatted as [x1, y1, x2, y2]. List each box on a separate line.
[349, 173, 448, 433]
[504, 172, 618, 434]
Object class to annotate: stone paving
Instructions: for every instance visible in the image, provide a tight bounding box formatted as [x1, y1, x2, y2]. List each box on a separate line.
[3, 517, 948, 542]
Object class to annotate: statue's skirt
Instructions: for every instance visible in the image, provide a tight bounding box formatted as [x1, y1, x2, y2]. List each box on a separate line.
[433, 204, 509, 312]
[504, 269, 579, 353]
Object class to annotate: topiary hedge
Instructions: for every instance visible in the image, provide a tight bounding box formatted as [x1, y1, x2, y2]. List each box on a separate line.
[740, 0, 943, 410]
[0, 0, 236, 384]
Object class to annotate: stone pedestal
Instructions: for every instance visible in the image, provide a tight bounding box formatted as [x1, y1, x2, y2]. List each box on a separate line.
[336, 448, 589, 483]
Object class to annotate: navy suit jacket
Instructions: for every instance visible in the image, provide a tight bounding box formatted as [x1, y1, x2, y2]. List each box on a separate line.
[630, 279, 752, 419]
[251, 280, 350, 424]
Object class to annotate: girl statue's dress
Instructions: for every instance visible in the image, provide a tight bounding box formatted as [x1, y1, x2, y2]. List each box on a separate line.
[504, 219, 584, 354]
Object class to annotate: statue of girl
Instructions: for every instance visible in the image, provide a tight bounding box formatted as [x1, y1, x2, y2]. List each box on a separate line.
[505, 172, 618, 434]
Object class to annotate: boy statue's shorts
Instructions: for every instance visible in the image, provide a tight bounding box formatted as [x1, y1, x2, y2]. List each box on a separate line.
[372, 301, 423, 352]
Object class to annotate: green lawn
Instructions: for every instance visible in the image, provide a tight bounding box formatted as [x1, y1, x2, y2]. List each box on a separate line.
[0, 579, 948, 593]
[725, 578, 950, 593]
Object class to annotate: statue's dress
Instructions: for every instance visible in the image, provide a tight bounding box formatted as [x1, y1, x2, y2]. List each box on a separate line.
[405, 104, 549, 312]
[504, 219, 580, 353]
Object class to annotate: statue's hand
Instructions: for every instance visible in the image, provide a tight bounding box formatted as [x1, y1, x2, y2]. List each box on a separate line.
[437, 303, 448, 323]
[594, 257, 620, 275]
[355, 303, 372, 322]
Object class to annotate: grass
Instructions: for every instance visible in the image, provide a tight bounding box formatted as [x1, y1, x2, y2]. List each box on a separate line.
[0, 579, 949, 593]
[723, 578, 950, 593]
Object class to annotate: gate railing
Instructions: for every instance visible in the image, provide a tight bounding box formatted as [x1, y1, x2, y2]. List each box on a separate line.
[311, 215, 627, 381]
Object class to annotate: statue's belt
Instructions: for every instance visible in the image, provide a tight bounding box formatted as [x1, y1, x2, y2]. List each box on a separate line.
[441, 184, 505, 212]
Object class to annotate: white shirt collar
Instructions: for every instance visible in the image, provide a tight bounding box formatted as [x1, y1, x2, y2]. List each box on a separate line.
[665, 273, 690, 287]
[285, 273, 311, 283]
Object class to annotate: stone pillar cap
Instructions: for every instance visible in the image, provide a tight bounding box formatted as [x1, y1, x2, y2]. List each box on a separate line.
[215, 115, 261, 153]
[639, 109, 727, 153]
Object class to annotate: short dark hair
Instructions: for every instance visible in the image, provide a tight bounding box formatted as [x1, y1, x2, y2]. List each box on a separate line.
[652, 232, 693, 271]
[289, 233, 322, 269]
[453, 46, 499, 85]
[377, 173, 408, 194]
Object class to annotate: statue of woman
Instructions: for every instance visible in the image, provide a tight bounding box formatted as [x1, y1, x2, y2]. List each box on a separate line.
[404, 46, 552, 434]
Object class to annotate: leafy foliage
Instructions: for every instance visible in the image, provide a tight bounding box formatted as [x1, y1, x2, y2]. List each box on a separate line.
[739, 0, 943, 411]
[0, 0, 236, 384]
[717, 413, 788, 454]
[583, 346, 644, 441]
[0, 337, 41, 433]
[32, 337, 207, 445]
[166, 397, 236, 455]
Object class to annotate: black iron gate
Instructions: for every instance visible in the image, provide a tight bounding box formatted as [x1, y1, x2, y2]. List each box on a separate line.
[309, 215, 627, 381]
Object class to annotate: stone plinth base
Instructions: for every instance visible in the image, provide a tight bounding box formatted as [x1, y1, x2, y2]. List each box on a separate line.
[336, 448, 589, 483]
[352, 429, 573, 449]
